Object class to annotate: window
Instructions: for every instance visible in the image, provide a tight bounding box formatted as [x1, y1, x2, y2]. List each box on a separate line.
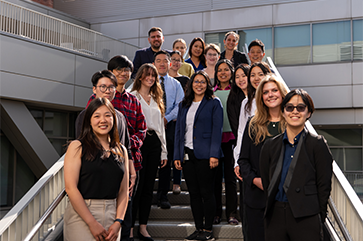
[315, 127, 363, 196]
[238, 28, 273, 62]
[205, 32, 225, 52]
[313, 21, 351, 63]
[353, 19, 363, 60]
[29, 108, 77, 155]
[274, 24, 311, 65]
[0, 131, 37, 217]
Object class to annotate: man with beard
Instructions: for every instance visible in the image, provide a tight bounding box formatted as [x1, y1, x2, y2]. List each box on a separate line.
[132, 27, 166, 79]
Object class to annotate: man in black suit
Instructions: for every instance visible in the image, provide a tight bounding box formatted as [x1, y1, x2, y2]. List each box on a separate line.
[131, 27, 165, 79]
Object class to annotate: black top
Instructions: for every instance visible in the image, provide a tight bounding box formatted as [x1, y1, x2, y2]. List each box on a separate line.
[78, 150, 124, 199]
[220, 50, 249, 68]
[226, 90, 246, 138]
[75, 109, 132, 161]
[175, 75, 190, 93]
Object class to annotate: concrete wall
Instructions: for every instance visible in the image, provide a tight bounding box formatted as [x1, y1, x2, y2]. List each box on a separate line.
[0, 33, 107, 109]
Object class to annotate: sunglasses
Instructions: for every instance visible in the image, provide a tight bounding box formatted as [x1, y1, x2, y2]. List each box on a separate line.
[284, 104, 307, 112]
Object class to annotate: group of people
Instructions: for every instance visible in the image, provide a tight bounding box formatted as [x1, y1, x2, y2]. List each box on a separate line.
[63, 26, 334, 241]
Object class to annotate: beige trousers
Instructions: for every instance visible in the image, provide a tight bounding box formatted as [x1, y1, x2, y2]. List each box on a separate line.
[64, 199, 121, 241]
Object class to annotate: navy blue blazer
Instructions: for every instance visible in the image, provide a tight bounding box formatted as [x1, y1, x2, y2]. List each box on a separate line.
[174, 96, 224, 161]
[132, 47, 155, 79]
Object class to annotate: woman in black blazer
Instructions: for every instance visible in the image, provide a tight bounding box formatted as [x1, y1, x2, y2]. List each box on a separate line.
[260, 89, 333, 241]
[174, 71, 223, 241]
[220, 31, 249, 68]
[238, 74, 288, 241]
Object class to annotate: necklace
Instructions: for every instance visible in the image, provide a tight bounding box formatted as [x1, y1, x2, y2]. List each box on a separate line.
[270, 121, 279, 128]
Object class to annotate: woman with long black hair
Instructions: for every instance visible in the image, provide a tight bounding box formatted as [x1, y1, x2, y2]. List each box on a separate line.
[185, 37, 207, 71]
[64, 97, 129, 241]
[174, 71, 223, 241]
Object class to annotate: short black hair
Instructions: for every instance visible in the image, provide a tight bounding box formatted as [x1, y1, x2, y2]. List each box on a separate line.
[281, 89, 315, 119]
[107, 55, 134, 72]
[148, 27, 163, 37]
[248, 39, 265, 53]
[91, 70, 117, 87]
[154, 50, 171, 62]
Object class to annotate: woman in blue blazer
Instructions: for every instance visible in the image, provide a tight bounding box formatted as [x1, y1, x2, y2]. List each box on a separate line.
[174, 71, 223, 241]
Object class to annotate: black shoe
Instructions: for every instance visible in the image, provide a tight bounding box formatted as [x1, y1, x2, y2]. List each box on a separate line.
[138, 230, 154, 241]
[196, 230, 215, 241]
[184, 230, 201, 241]
[159, 199, 171, 209]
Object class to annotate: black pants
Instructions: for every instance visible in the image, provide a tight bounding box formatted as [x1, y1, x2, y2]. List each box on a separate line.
[132, 131, 161, 226]
[183, 147, 216, 231]
[214, 140, 238, 219]
[245, 205, 264, 241]
[239, 180, 249, 241]
[157, 121, 176, 201]
[121, 171, 139, 241]
[265, 201, 324, 241]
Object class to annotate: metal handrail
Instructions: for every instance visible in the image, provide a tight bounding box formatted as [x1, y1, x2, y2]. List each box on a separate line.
[0, 0, 139, 61]
[267, 56, 363, 241]
[23, 189, 66, 241]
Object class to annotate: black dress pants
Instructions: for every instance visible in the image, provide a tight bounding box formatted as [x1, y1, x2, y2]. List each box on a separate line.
[265, 201, 324, 241]
[132, 131, 162, 226]
[214, 140, 238, 219]
[157, 121, 175, 201]
[183, 147, 216, 230]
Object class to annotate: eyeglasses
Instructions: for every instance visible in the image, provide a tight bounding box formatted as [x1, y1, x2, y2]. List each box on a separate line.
[114, 68, 131, 75]
[194, 80, 206, 85]
[284, 104, 307, 112]
[171, 58, 182, 63]
[96, 85, 116, 93]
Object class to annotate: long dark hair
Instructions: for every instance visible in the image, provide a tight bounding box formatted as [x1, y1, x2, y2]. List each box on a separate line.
[79, 97, 123, 161]
[214, 59, 234, 88]
[182, 71, 214, 107]
[245, 62, 271, 114]
[230, 64, 250, 96]
[188, 37, 206, 68]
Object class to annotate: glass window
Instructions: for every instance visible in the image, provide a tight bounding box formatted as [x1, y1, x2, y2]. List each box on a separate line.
[44, 111, 67, 137]
[14, 154, 36, 203]
[274, 25, 311, 65]
[1, 133, 14, 207]
[205, 32, 225, 52]
[353, 19, 363, 60]
[313, 21, 351, 63]
[30, 109, 43, 129]
[238, 28, 273, 62]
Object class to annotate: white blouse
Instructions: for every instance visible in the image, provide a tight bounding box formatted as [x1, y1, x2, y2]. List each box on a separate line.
[131, 91, 167, 160]
[184, 101, 201, 150]
[233, 98, 257, 168]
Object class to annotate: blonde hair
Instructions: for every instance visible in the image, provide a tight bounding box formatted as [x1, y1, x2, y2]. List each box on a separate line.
[248, 74, 288, 145]
[204, 43, 221, 55]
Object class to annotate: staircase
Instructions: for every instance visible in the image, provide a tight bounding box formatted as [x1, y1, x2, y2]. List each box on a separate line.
[131, 179, 243, 240]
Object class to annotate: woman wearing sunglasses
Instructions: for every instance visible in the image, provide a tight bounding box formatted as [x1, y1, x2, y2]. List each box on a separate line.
[238, 74, 288, 241]
[260, 89, 333, 241]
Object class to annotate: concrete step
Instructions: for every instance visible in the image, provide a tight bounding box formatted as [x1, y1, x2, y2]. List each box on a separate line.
[151, 191, 241, 206]
[133, 221, 244, 240]
[146, 205, 240, 222]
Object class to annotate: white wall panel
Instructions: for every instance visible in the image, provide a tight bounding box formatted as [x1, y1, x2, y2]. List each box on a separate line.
[0, 35, 75, 85]
[352, 0, 363, 18]
[91, 20, 140, 40]
[139, 13, 203, 38]
[310, 109, 356, 125]
[0, 72, 74, 106]
[353, 84, 363, 108]
[273, 0, 351, 25]
[278, 63, 352, 88]
[353, 62, 363, 84]
[203, 5, 273, 32]
[164, 32, 205, 55]
[303, 85, 352, 108]
[74, 85, 93, 108]
[75, 55, 107, 87]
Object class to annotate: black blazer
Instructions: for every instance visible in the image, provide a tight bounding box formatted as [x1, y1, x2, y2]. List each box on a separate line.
[238, 120, 269, 209]
[132, 47, 155, 79]
[260, 129, 333, 220]
[220, 50, 248, 68]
